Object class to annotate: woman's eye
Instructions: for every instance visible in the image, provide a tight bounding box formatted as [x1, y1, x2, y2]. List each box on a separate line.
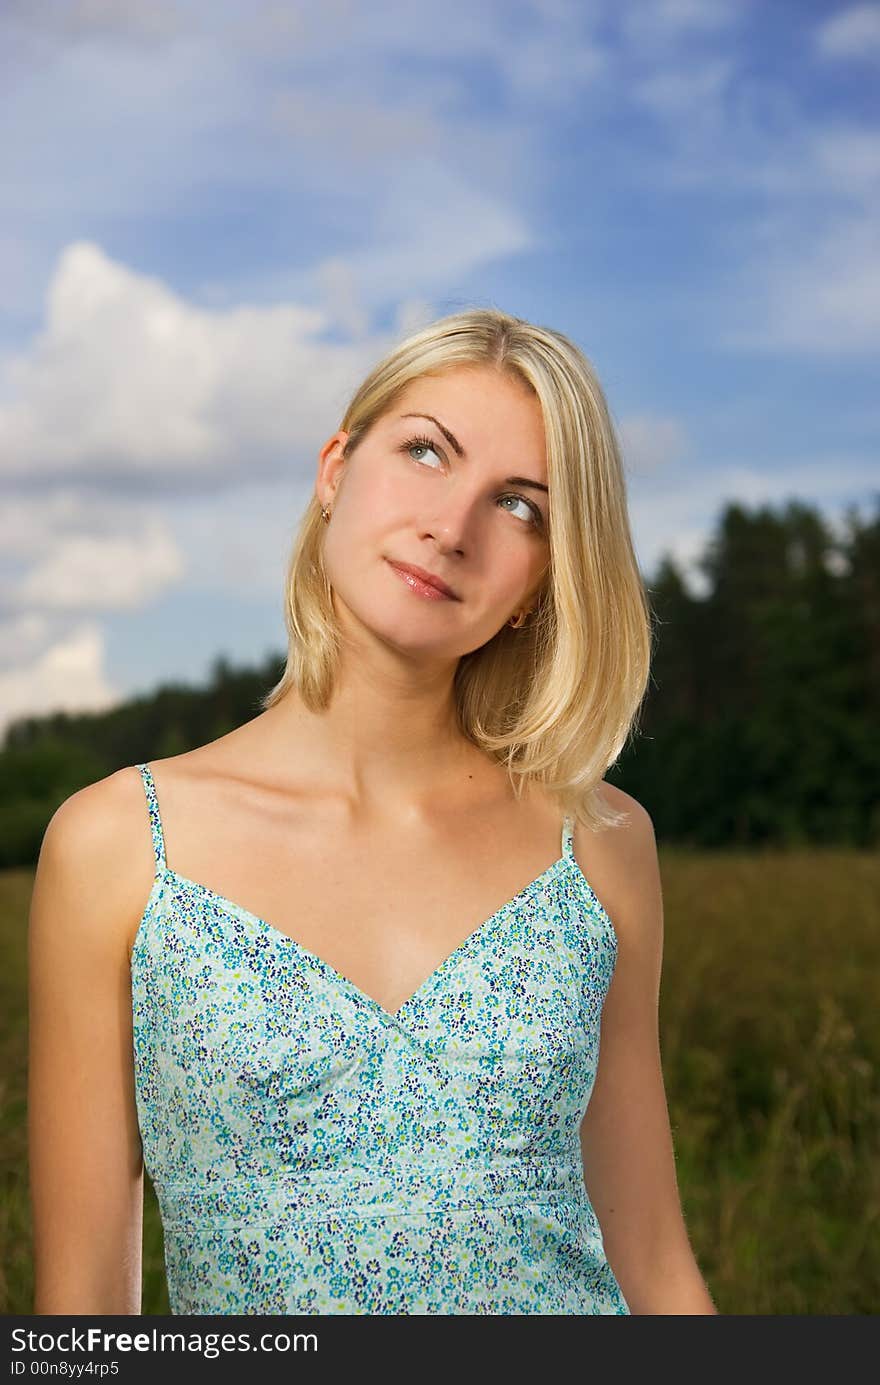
[499, 494, 542, 527]
[403, 435, 443, 468]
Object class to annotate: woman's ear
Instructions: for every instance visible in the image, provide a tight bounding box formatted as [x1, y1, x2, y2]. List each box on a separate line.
[316, 430, 349, 508]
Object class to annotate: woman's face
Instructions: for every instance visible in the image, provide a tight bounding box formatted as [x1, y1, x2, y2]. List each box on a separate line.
[316, 365, 552, 660]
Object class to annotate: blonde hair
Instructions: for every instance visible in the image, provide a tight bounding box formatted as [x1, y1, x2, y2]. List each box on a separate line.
[260, 306, 654, 833]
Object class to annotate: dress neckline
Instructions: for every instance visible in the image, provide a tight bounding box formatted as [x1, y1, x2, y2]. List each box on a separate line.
[132, 761, 606, 1025]
[137, 853, 575, 1023]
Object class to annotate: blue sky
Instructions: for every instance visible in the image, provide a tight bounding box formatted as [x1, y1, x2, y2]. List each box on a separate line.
[1, 0, 877, 739]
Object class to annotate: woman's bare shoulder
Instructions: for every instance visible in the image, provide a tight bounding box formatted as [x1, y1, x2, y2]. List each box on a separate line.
[596, 779, 654, 836]
[33, 765, 160, 957]
[570, 782, 659, 941]
[42, 764, 153, 860]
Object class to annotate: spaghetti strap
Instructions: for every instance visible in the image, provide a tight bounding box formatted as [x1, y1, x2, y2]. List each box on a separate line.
[561, 813, 575, 858]
[136, 762, 167, 877]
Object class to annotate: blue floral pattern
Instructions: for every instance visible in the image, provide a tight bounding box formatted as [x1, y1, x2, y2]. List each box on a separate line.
[130, 761, 630, 1314]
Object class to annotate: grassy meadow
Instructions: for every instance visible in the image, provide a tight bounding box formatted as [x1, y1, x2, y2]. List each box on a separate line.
[2, 846, 878, 1316]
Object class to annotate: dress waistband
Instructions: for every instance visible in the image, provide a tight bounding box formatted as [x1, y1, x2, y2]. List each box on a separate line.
[157, 1153, 591, 1229]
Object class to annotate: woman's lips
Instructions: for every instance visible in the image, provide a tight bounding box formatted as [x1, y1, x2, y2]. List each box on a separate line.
[386, 559, 459, 601]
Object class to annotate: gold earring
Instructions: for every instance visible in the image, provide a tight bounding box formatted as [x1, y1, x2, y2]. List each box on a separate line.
[509, 609, 529, 629]
[321, 504, 332, 523]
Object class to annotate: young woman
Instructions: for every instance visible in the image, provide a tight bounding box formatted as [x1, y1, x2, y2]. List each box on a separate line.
[28, 307, 716, 1315]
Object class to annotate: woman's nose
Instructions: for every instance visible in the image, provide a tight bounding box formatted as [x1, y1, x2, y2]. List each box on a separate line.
[420, 481, 480, 551]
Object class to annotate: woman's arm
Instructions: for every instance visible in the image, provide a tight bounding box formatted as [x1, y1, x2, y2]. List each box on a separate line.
[28, 776, 149, 1315]
[576, 791, 717, 1315]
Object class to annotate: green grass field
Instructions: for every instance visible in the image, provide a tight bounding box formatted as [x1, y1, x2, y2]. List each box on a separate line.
[3, 848, 878, 1315]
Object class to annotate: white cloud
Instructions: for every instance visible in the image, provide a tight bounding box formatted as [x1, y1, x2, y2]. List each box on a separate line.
[815, 3, 880, 61]
[0, 240, 373, 483]
[0, 612, 52, 666]
[0, 623, 120, 742]
[0, 487, 164, 556]
[13, 522, 184, 611]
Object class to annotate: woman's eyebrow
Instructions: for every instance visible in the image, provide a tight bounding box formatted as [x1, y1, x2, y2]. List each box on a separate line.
[398, 412, 549, 494]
